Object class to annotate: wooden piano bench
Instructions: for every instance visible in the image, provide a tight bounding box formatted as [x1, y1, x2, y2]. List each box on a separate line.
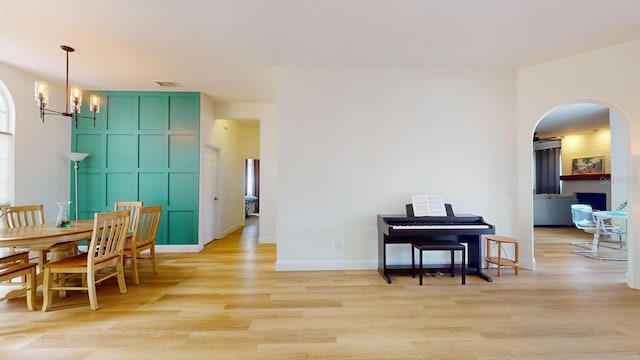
[412, 241, 466, 285]
[485, 235, 519, 277]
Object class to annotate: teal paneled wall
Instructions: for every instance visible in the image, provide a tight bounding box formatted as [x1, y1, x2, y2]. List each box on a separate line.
[71, 91, 200, 245]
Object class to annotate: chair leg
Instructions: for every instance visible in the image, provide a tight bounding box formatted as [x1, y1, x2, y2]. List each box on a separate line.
[87, 271, 99, 311]
[485, 238, 490, 269]
[514, 242, 519, 275]
[150, 247, 158, 274]
[131, 253, 140, 285]
[116, 261, 128, 294]
[42, 268, 53, 312]
[497, 242, 502, 277]
[449, 250, 455, 277]
[461, 247, 466, 285]
[419, 249, 424, 286]
[59, 273, 67, 299]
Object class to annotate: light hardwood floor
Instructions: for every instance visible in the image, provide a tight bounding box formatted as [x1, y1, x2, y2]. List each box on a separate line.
[1, 223, 639, 359]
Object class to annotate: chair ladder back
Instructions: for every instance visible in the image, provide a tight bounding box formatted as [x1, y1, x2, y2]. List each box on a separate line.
[114, 201, 143, 230]
[1, 204, 45, 228]
[133, 205, 162, 247]
[89, 210, 131, 268]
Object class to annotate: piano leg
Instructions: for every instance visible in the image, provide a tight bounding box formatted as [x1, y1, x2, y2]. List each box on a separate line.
[477, 271, 493, 282]
[461, 235, 493, 282]
[378, 269, 392, 284]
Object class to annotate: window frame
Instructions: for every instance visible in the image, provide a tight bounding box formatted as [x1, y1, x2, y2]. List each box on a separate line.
[0, 80, 15, 208]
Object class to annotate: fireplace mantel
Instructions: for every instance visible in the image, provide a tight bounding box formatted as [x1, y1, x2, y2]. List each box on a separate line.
[560, 174, 610, 181]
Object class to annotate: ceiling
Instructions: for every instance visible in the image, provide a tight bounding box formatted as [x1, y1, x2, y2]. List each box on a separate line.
[535, 103, 610, 138]
[2, 1, 640, 131]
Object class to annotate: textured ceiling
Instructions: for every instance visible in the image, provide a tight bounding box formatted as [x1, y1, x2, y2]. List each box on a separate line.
[2, 0, 640, 107]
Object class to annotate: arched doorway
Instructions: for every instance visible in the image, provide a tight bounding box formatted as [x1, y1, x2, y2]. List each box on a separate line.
[532, 102, 630, 268]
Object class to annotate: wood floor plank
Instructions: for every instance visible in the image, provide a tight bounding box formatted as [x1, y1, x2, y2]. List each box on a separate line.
[0, 224, 639, 359]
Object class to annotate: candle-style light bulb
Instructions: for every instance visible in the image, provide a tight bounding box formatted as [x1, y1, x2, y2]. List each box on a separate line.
[70, 86, 82, 112]
[90, 94, 100, 113]
[34, 81, 48, 104]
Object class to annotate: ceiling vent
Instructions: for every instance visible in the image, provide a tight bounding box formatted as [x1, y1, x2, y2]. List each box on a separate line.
[154, 81, 181, 88]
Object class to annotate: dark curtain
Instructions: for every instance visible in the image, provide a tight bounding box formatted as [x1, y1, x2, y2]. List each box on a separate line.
[244, 160, 248, 196]
[245, 159, 260, 213]
[253, 159, 260, 212]
[535, 147, 561, 194]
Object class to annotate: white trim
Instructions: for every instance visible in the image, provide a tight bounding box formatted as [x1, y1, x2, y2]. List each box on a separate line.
[258, 235, 276, 243]
[156, 244, 203, 253]
[275, 260, 377, 271]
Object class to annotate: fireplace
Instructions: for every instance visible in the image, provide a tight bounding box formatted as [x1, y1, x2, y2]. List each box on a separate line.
[575, 192, 607, 211]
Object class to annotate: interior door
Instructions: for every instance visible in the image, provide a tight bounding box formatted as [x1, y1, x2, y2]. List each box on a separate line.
[202, 146, 220, 243]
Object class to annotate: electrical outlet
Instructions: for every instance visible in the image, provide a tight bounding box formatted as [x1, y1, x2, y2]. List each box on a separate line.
[332, 241, 341, 251]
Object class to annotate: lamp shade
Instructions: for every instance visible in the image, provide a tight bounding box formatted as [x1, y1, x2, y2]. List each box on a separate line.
[64, 152, 89, 162]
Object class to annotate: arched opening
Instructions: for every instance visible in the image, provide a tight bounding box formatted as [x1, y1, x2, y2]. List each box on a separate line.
[532, 101, 630, 273]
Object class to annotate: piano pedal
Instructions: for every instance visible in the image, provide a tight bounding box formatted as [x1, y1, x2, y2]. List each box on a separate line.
[424, 270, 439, 277]
[424, 270, 444, 277]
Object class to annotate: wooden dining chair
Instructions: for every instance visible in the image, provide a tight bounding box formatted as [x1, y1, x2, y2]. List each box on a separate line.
[2, 204, 79, 268]
[41, 210, 131, 311]
[0, 251, 37, 310]
[114, 201, 144, 231]
[2, 204, 46, 267]
[124, 205, 162, 284]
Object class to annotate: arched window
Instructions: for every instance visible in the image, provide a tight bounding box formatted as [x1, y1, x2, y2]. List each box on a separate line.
[0, 80, 14, 208]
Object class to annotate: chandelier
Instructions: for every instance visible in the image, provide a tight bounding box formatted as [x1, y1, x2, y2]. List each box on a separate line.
[34, 45, 100, 127]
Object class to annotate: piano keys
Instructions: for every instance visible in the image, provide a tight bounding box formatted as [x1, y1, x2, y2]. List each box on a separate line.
[377, 209, 495, 283]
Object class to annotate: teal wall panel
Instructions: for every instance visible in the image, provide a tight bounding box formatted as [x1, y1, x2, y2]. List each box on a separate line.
[107, 134, 136, 168]
[139, 135, 167, 168]
[168, 211, 194, 244]
[139, 172, 168, 245]
[169, 96, 197, 130]
[107, 95, 137, 130]
[139, 172, 167, 205]
[76, 134, 103, 168]
[169, 134, 197, 168]
[168, 172, 195, 207]
[140, 95, 168, 130]
[81, 173, 104, 209]
[106, 173, 136, 206]
[71, 91, 200, 246]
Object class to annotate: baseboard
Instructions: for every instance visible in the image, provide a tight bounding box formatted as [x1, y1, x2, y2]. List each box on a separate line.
[78, 244, 203, 253]
[259, 235, 276, 244]
[156, 244, 202, 253]
[220, 222, 243, 238]
[275, 260, 377, 271]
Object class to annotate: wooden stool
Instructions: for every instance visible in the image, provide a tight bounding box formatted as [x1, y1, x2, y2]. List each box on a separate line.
[412, 241, 466, 285]
[485, 235, 519, 277]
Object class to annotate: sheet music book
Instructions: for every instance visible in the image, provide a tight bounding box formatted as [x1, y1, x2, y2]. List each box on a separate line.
[411, 194, 447, 217]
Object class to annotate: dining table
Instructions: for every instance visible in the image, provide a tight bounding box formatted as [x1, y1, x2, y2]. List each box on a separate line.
[0, 220, 94, 304]
[0, 219, 94, 251]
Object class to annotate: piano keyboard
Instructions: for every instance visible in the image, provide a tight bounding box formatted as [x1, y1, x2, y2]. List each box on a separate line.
[391, 224, 490, 230]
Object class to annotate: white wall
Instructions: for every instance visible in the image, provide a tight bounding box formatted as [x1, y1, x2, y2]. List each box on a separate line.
[0, 61, 71, 221]
[516, 38, 640, 289]
[275, 66, 516, 270]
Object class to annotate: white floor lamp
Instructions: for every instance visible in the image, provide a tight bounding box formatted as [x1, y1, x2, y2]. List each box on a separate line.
[65, 152, 89, 221]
